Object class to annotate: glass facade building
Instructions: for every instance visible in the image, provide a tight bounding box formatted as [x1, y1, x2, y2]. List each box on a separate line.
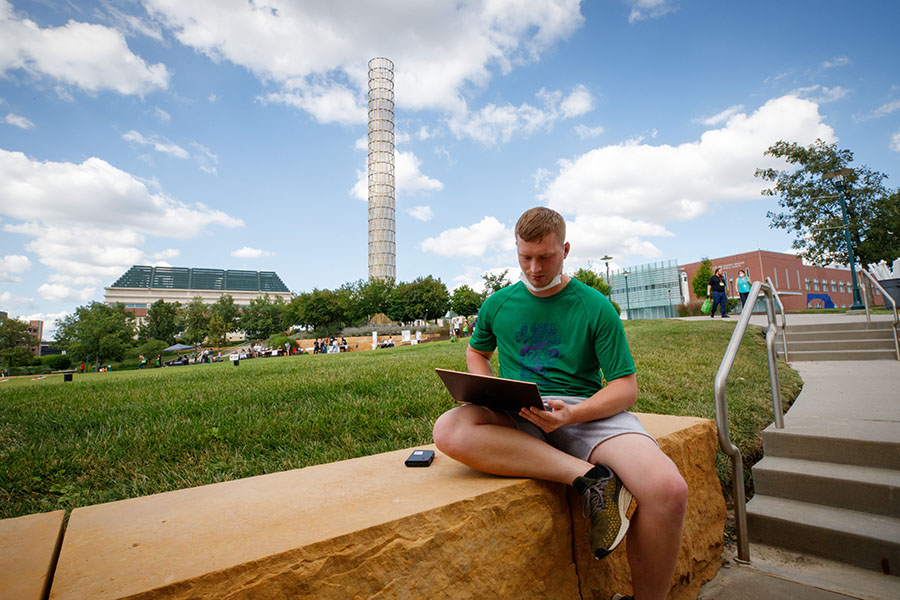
[608, 260, 681, 320]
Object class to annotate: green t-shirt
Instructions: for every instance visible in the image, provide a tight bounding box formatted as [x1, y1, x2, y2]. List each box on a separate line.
[470, 278, 635, 397]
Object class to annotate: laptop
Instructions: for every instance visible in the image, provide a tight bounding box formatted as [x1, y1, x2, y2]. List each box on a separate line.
[435, 368, 545, 412]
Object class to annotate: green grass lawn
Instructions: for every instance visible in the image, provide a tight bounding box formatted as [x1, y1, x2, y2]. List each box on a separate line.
[0, 320, 801, 519]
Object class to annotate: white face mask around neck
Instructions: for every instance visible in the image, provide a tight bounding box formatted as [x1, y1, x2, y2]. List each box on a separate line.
[519, 267, 563, 293]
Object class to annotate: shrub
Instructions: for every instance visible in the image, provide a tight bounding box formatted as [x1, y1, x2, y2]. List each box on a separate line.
[268, 334, 296, 350]
[47, 355, 71, 370]
[677, 300, 706, 317]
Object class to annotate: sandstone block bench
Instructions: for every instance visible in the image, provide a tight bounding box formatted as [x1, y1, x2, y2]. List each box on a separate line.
[3, 413, 725, 599]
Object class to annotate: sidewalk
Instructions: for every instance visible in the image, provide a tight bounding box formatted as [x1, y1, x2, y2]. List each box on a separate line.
[695, 312, 900, 599]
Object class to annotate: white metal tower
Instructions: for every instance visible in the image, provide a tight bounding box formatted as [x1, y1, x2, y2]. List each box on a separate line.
[367, 57, 396, 281]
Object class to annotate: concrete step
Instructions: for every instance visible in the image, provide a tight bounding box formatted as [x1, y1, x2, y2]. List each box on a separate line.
[778, 348, 898, 361]
[752, 456, 900, 517]
[761, 419, 900, 470]
[746, 495, 900, 573]
[782, 339, 895, 352]
[781, 322, 895, 333]
[778, 329, 895, 342]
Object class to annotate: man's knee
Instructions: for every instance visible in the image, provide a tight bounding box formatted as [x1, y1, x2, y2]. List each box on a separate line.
[645, 469, 689, 519]
[432, 408, 475, 458]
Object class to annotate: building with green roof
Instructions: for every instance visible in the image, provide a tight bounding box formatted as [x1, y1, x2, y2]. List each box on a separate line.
[104, 266, 293, 322]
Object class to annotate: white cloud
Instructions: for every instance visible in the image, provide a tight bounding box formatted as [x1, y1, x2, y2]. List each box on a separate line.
[574, 124, 605, 139]
[396, 151, 443, 194]
[4, 112, 34, 129]
[891, 129, 900, 153]
[536, 95, 835, 262]
[154, 107, 171, 123]
[261, 83, 367, 126]
[407, 206, 433, 222]
[122, 130, 189, 159]
[0, 289, 34, 312]
[190, 142, 219, 175]
[697, 105, 744, 126]
[144, 0, 583, 118]
[350, 149, 443, 200]
[37, 283, 95, 303]
[627, 0, 676, 23]
[560, 84, 594, 117]
[0, 149, 242, 286]
[231, 246, 274, 259]
[0, 0, 169, 96]
[449, 84, 595, 144]
[822, 56, 850, 69]
[0, 254, 30, 273]
[151, 248, 180, 260]
[789, 85, 850, 104]
[859, 99, 900, 122]
[420, 216, 513, 258]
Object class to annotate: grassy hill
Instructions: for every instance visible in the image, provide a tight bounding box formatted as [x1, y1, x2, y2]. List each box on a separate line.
[0, 320, 801, 519]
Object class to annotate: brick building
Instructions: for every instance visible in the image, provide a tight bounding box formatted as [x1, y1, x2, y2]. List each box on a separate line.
[679, 250, 865, 311]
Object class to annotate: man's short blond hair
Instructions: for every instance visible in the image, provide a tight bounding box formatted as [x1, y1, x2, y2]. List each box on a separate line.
[515, 207, 566, 243]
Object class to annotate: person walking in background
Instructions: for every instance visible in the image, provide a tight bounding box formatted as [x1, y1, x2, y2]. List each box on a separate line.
[736, 270, 751, 310]
[707, 267, 729, 318]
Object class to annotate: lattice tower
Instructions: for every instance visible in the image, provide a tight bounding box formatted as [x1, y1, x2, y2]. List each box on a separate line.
[367, 57, 396, 281]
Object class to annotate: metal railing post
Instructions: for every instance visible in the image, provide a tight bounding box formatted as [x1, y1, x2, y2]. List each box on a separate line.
[713, 280, 786, 563]
[765, 277, 788, 362]
[857, 268, 900, 360]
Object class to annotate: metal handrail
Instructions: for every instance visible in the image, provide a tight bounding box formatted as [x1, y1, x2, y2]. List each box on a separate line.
[713, 280, 785, 563]
[764, 276, 789, 362]
[856, 268, 900, 361]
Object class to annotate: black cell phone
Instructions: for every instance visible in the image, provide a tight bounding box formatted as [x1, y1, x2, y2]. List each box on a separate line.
[405, 449, 435, 467]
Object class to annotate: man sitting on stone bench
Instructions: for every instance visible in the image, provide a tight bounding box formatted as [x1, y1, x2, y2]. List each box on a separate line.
[433, 207, 688, 600]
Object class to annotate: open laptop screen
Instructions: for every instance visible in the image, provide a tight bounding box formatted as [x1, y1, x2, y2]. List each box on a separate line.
[435, 369, 545, 412]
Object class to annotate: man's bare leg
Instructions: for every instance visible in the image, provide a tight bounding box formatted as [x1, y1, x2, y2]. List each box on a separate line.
[432, 404, 593, 484]
[590, 434, 688, 600]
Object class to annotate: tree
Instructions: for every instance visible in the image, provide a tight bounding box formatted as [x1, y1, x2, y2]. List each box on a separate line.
[239, 294, 285, 340]
[140, 299, 182, 344]
[206, 314, 228, 347]
[572, 267, 611, 296]
[54, 302, 135, 367]
[0, 316, 38, 370]
[181, 296, 210, 346]
[386, 276, 449, 323]
[355, 277, 394, 323]
[288, 288, 344, 333]
[572, 267, 621, 315]
[755, 139, 899, 267]
[209, 295, 238, 335]
[481, 269, 511, 299]
[450, 284, 482, 317]
[691, 258, 713, 299]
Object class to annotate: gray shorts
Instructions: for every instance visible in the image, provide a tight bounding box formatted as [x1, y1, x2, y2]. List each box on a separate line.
[504, 395, 656, 462]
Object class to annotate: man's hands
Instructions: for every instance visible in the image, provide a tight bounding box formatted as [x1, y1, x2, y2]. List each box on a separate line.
[519, 397, 572, 433]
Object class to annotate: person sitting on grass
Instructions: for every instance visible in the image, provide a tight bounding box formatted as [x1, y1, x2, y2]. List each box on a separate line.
[432, 207, 688, 600]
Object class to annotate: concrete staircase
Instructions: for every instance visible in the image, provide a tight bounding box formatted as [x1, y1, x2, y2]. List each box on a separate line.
[776, 320, 898, 361]
[745, 361, 900, 576]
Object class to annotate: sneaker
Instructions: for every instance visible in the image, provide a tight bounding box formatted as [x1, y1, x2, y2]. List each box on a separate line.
[722, 314, 730, 318]
[573, 465, 633, 560]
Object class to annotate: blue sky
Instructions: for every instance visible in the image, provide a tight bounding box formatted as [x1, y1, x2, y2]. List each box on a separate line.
[1, 0, 899, 337]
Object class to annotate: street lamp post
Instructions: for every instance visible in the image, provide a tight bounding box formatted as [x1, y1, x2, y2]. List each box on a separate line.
[824, 168, 865, 310]
[600, 255, 613, 288]
[622, 270, 631, 319]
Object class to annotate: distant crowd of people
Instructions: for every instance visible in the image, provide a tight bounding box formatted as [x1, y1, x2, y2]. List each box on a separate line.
[312, 337, 349, 354]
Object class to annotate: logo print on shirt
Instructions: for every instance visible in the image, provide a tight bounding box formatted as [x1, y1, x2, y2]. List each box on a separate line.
[514, 322, 560, 381]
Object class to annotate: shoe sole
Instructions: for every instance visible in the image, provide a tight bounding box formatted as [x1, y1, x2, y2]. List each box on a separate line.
[594, 484, 633, 559]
